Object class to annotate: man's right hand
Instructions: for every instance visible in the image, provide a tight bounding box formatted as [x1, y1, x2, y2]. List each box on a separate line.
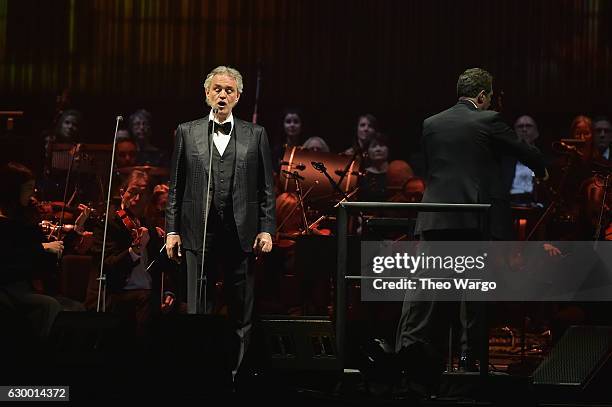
[43, 240, 64, 257]
[166, 234, 182, 264]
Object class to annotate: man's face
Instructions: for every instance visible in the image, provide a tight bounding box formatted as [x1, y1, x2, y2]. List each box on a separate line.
[116, 141, 137, 168]
[60, 115, 79, 140]
[122, 179, 149, 215]
[357, 117, 376, 143]
[131, 116, 151, 143]
[514, 115, 539, 145]
[205, 74, 240, 118]
[593, 120, 612, 152]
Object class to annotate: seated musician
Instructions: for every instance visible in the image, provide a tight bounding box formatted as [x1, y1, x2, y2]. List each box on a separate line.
[504, 115, 540, 206]
[115, 135, 138, 169]
[90, 169, 173, 336]
[0, 162, 63, 342]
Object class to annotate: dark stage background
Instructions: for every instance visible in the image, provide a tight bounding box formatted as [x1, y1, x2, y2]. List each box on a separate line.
[1, 0, 611, 173]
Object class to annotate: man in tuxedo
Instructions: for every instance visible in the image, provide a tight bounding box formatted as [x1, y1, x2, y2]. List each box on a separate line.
[165, 66, 275, 374]
[395, 68, 546, 384]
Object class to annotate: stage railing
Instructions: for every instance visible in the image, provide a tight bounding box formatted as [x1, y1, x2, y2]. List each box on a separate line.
[335, 201, 491, 376]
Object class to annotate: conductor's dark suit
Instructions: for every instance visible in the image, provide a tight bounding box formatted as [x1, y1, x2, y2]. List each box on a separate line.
[396, 100, 546, 368]
[166, 114, 275, 370]
[415, 100, 546, 240]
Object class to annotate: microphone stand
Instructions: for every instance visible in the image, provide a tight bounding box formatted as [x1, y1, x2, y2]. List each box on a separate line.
[336, 146, 362, 189]
[312, 161, 351, 202]
[251, 60, 262, 124]
[275, 175, 316, 234]
[196, 109, 217, 315]
[96, 116, 123, 312]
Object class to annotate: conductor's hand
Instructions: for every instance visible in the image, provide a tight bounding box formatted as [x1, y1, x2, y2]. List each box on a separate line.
[166, 234, 182, 264]
[253, 232, 273, 258]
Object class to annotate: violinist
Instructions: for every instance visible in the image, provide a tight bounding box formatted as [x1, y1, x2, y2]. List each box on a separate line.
[90, 169, 169, 337]
[0, 162, 62, 342]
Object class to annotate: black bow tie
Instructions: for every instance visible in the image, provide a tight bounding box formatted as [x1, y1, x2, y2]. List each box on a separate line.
[212, 121, 232, 135]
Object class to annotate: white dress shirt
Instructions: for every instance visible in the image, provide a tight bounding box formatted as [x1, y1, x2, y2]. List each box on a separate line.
[208, 110, 234, 156]
[510, 161, 535, 195]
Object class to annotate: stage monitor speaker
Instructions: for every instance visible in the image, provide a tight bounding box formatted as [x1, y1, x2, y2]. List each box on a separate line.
[258, 316, 341, 371]
[533, 325, 612, 388]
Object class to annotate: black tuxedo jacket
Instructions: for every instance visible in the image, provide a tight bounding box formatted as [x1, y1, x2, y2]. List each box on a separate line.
[166, 116, 276, 252]
[416, 100, 546, 240]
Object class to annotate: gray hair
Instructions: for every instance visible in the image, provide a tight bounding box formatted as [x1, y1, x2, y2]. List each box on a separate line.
[203, 66, 244, 103]
[302, 136, 330, 153]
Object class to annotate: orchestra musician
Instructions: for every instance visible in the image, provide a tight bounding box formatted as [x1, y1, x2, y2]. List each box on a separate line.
[90, 169, 171, 337]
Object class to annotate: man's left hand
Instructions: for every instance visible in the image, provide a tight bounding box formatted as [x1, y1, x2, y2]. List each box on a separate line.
[253, 232, 273, 257]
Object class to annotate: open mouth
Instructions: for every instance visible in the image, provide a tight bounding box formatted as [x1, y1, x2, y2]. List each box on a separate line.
[218, 101, 227, 108]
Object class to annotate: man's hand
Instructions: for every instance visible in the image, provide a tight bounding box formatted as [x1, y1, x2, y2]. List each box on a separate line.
[253, 232, 273, 257]
[161, 292, 176, 313]
[43, 240, 64, 257]
[74, 204, 92, 234]
[131, 227, 150, 255]
[155, 226, 165, 239]
[543, 243, 561, 257]
[166, 234, 182, 263]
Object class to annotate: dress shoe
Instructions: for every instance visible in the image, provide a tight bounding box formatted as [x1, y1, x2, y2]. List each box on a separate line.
[458, 351, 479, 372]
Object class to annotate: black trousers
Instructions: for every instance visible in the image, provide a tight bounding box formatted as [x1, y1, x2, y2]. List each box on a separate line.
[395, 229, 484, 359]
[184, 213, 254, 372]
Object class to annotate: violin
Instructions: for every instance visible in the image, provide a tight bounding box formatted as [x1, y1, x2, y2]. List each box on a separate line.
[116, 208, 145, 248]
[116, 208, 139, 236]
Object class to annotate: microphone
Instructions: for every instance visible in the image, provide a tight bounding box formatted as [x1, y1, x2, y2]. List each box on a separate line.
[311, 161, 326, 172]
[280, 161, 306, 171]
[116, 115, 123, 122]
[335, 169, 365, 177]
[282, 169, 305, 181]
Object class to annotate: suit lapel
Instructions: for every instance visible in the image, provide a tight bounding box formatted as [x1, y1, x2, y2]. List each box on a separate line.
[195, 117, 211, 174]
[234, 119, 249, 180]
